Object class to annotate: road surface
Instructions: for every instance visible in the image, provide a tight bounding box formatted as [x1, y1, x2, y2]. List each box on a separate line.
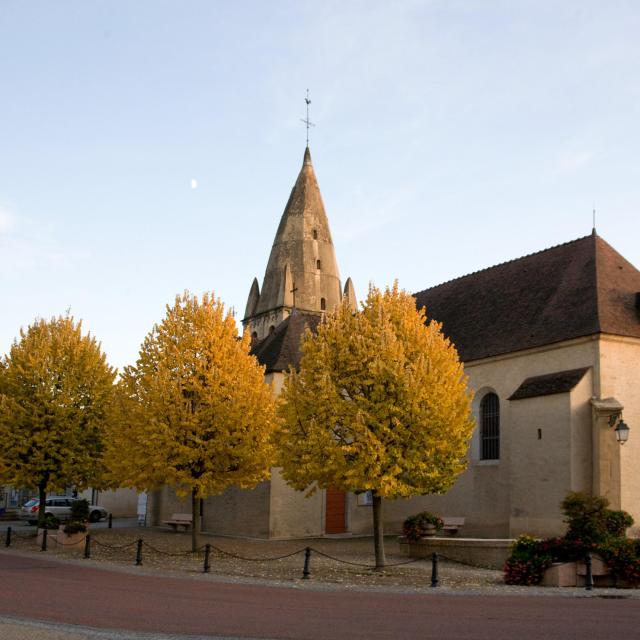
[1, 552, 638, 639]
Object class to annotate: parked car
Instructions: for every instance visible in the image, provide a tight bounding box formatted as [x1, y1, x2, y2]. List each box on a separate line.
[19, 496, 109, 525]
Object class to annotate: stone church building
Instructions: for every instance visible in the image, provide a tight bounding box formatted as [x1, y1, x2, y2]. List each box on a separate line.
[151, 147, 640, 539]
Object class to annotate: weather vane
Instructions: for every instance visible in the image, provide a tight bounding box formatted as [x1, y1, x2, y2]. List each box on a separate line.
[300, 89, 315, 146]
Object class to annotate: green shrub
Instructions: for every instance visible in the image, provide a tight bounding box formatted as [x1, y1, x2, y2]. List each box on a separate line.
[41, 514, 60, 530]
[402, 512, 444, 541]
[561, 491, 610, 545]
[605, 510, 634, 537]
[63, 520, 88, 535]
[598, 538, 640, 586]
[561, 491, 633, 545]
[70, 499, 90, 522]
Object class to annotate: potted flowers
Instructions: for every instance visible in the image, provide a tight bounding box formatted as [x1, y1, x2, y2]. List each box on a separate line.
[58, 499, 90, 549]
[402, 511, 444, 541]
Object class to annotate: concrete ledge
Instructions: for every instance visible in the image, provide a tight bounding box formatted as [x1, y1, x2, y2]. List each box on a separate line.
[398, 536, 514, 569]
[543, 557, 613, 588]
[542, 562, 578, 587]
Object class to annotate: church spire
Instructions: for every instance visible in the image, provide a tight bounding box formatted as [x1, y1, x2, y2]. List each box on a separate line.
[243, 146, 352, 339]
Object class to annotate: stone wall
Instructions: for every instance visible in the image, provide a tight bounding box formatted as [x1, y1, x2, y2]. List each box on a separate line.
[398, 537, 514, 570]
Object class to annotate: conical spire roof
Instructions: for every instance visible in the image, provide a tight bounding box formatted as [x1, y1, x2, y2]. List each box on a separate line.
[254, 147, 342, 316]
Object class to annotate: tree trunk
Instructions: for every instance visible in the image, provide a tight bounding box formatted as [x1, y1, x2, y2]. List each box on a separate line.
[37, 481, 48, 529]
[372, 492, 386, 570]
[191, 489, 200, 552]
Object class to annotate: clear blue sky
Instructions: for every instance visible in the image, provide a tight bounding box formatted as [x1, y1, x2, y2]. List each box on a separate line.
[1, 1, 639, 371]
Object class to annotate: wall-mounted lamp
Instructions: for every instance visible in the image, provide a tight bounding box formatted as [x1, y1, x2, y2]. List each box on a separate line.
[609, 412, 630, 445]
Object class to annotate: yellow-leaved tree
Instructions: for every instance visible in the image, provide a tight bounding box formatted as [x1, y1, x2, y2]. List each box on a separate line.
[108, 292, 278, 551]
[275, 283, 474, 568]
[0, 316, 117, 527]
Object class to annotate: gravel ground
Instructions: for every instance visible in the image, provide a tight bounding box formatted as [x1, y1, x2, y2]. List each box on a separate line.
[5, 526, 502, 590]
[5, 526, 640, 598]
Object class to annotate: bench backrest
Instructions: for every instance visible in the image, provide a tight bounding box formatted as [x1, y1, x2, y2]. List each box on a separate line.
[170, 513, 193, 522]
[442, 517, 465, 526]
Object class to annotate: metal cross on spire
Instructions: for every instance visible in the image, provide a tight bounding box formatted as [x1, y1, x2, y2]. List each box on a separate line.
[300, 89, 315, 146]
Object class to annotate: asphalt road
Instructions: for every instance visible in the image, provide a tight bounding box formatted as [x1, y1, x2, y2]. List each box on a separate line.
[1, 552, 639, 640]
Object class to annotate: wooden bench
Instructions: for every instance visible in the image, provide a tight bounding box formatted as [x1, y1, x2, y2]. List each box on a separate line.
[442, 517, 465, 536]
[163, 513, 192, 531]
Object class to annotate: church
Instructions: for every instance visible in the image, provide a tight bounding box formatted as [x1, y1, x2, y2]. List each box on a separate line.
[151, 146, 640, 540]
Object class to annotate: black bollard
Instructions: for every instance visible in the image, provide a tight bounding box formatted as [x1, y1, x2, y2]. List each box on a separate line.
[84, 533, 91, 559]
[108, 513, 113, 529]
[585, 552, 594, 591]
[431, 552, 439, 588]
[135, 538, 143, 566]
[203, 544, 211, 573]
[5, 526, 11, 548]
[41, 528, 48, 552]
[302, 547, 311, 580]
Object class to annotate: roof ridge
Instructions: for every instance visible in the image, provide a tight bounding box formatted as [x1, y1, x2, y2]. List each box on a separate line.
[414, 233, 595, 297]
[592, 232, 603, 334]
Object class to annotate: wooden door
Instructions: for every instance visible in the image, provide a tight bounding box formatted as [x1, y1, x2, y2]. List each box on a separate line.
[325, 487, 346, 534]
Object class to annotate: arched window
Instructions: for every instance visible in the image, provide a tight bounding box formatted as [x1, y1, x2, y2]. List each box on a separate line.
[316, 259, 321, 269]
[480, 393, 500, 460]
[268, 325, 275, 335]
[312, 229, 318, 239]
[320, 298, 326, 310]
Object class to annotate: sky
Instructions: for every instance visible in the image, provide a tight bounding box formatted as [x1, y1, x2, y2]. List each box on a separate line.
[1, 1, 639, 372]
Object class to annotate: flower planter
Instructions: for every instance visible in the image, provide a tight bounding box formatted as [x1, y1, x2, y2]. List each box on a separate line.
[576, 554, 612, 587]
[57, 528, 87, 550]
[542, 562, 578, 587]
[421, 524, 437, 538]
[542, 556, 611, 587]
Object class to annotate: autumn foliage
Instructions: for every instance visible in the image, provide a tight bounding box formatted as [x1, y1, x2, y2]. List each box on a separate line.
[107, 292, 278, 549]
[275, 283, 474, 567]
[0, 316, 116, 526]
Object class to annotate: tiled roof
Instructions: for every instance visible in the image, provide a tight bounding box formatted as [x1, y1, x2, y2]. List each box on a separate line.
[414, 234, 640, 362]
[251, 312, 321, 373]
[509, 367, 590, 400]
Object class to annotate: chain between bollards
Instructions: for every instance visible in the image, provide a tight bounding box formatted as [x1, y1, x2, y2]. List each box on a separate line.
[5, 526, 11, 547]
[203, 543, 211, 573]
[135, 538, 143, 566]
[40, 528, 48, 552]
[431, 552, 439, 587]
[302, 546, 311, 579]
[585, 552, 594, 591]
[84, 533, 91, 559]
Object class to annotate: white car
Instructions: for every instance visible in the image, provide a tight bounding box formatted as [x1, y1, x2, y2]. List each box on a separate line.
[19, 496, 109, 525]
